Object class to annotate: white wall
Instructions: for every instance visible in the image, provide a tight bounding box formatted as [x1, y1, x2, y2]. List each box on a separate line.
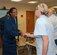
[17, 5, 35, 33]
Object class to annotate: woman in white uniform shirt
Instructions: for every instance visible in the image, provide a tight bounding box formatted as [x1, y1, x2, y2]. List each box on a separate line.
[48, 8, 57, 55]
[24, 3, 54, 55]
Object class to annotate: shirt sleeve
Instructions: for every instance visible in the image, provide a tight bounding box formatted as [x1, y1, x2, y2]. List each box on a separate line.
[34, 20, 48, 37]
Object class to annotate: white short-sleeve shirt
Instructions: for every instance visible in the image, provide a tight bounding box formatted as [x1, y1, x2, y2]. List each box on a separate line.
[34, 15, 55, 55]
[48, 14, 57, 54]
[48, 14, 57, 38]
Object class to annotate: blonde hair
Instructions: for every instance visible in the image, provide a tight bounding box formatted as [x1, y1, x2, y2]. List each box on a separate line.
[48, 8, 56, 14]
[36, 3, 48, 15]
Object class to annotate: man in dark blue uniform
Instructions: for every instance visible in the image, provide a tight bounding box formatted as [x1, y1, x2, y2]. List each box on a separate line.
[2, 7, 21, 55]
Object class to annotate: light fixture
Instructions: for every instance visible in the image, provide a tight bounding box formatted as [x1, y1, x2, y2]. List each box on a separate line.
[28, 1, 38, 4]
[52, 6, 57, 8]
[11, 0, 22, 2]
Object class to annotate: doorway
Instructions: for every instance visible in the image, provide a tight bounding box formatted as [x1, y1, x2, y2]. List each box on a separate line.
[26, 11, 34, 33]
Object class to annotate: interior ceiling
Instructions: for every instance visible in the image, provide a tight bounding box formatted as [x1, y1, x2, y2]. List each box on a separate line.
[0, 0, 57, 6]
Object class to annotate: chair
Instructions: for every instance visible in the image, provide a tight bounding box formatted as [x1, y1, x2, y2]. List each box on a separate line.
[17, 36, 27, 55]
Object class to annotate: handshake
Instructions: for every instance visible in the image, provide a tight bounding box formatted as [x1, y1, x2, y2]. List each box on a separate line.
[21, 32, 34, 38]
[18, 29, 34, 38]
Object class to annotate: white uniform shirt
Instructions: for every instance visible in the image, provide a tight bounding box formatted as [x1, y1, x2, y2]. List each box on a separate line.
[48, 14, 57, 54]
[34, 15, 54, 55]
[48, 14, 57, 38]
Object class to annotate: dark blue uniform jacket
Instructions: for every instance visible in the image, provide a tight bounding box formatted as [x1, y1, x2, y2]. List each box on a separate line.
[2, 15, 21, 55]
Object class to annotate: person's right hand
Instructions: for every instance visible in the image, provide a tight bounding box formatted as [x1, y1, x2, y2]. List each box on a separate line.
[23, 33, 30, 37]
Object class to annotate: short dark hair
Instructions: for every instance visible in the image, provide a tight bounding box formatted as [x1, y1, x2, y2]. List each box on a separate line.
[9, 7, 17, 13]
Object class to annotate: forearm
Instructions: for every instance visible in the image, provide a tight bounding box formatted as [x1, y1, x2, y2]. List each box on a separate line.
[42, 36, 49, 55]
[27, 34, 34, 38]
